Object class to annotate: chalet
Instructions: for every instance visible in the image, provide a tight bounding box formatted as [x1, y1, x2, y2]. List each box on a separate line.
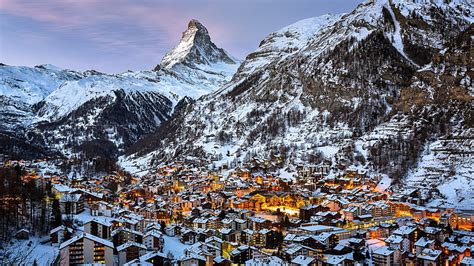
[240, 229, 256, 246]
[417, 248, 442, 266]
[323, 254, 354, 266]
[414, 237, 435, 254]
[232, 218, 247, 231]
[181, 228, 198, 245]
[220, 228, 238, 242]
[205, 236, 224, 251]
[372, 247, 401, 266]
[195, 229, 208, 242]
[112, 227, 144, 246]
[59, 233, 114, 266]
[385, 234, 404, 251]
[371, 201, 394, 217]
[393, 226, 421, 251]
[214, 256, 232, 266]
[284, 244, 317, 261]
[124, 251, 172, 266]
[346, 238, 365, 251]
[291, 255, 316, 266]
[144, 230, 164, 251]
[91, 201, 113, 217]
[299, 204, 329, 222]
[84, 218, 113, 240]
[193, 217, 208, 230]
[50, 225, 74, 246]
[313, 232, 339, 249]
[60, 193, 84, 215]
[178, 253, 207, 266]
[259, 229, 281, 248]
[14, 229, 29, 240]
[441, 242, 470, 262]
[186, 242, 221, 260]
[247, 216, 272, 230]
[165, 224, 181, 236]
[71, 189, 103, 205]
[117, 241, 147, 266]
[230, 245, 255, 265]
[52, 184, 73, 199]
[423, 226, 446, 242]
[206, 216, 220, 229]
[121, 216, 143, 231]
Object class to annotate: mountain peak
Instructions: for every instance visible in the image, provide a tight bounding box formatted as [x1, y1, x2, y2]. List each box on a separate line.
[158, 19, 238, 70]
[187, 19, 208, 35]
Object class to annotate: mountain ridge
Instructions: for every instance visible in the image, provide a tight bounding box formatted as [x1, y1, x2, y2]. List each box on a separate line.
[122, 0, 473, 209]
[0, 20, 240, 159]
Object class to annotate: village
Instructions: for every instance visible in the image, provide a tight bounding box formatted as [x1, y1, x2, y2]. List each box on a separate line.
[0, 156, 473, 266]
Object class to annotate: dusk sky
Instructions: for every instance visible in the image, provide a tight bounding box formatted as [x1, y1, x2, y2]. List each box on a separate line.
[0, 0, 363, 73]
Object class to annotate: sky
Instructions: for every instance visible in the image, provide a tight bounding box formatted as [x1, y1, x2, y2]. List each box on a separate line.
[0, 0, 363, 73]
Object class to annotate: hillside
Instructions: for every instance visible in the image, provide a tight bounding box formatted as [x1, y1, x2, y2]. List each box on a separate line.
[123, 0, 473, 209]
[0, 20, 239, 159]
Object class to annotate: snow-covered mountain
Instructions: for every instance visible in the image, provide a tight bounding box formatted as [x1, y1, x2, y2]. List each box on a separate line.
[0, 20, 239, 158]
[123, 0, 473, 209]
[160, 19, 238, 70]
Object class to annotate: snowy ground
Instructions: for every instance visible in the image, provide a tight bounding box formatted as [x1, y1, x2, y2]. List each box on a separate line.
[403, 134, 474, 210]
[162, 235, 190, 259]
[1, 237, 58, 265]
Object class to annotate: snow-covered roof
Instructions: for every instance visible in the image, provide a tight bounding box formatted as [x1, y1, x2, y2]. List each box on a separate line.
[415, 237, 434, 247]
[245, 256, 283, 265]
[205, 236, 223, 244]
[393, 226, 416, 235]
[325, 255, 347, 265]
[418, 248, 441, 261]
[298, 224, 338, 233]
[385, 234, 404, 244]
[50, 225, 73, 234]
[461, 257, 474, 265]
[59, 193, 82, 203]
[85, 217, 113, 227]
[117, 241, 147, 252]
[138, 251, 168, 261]
[179, 253, 206, 262]
[53, 184, 73, 193]
[123, 258, 153, 266]
[291, 255, 315, 265]
[59, 233, 114, 249]
[373, 246, 394, 256]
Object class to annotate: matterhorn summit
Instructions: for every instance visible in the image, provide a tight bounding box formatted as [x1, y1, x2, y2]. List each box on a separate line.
[159, 19, 239, 70]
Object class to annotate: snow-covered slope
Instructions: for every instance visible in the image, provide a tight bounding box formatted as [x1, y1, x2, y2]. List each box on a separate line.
[0, 64, 82, 131]
[124, 0, 473, 209]
[0, 64, 81, 105]
[0, 19, 239, 157]
[36, 19, 239, 123]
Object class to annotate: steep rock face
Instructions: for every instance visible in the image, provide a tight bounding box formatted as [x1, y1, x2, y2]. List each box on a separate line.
[160, 19, 238, 69]
[391, 25, 473, 209]
[124, 0, 473, 209]
[0, 20, 239, 158]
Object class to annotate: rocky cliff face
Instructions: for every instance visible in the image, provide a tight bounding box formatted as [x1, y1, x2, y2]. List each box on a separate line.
[123, 0, 473, 209]
[160, 19, 238, 70]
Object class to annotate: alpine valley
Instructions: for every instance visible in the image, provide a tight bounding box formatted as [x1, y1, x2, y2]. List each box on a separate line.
[2, 0, 474, 265]
[1, 0, 473, 210]
[122, 0, 474, 210]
